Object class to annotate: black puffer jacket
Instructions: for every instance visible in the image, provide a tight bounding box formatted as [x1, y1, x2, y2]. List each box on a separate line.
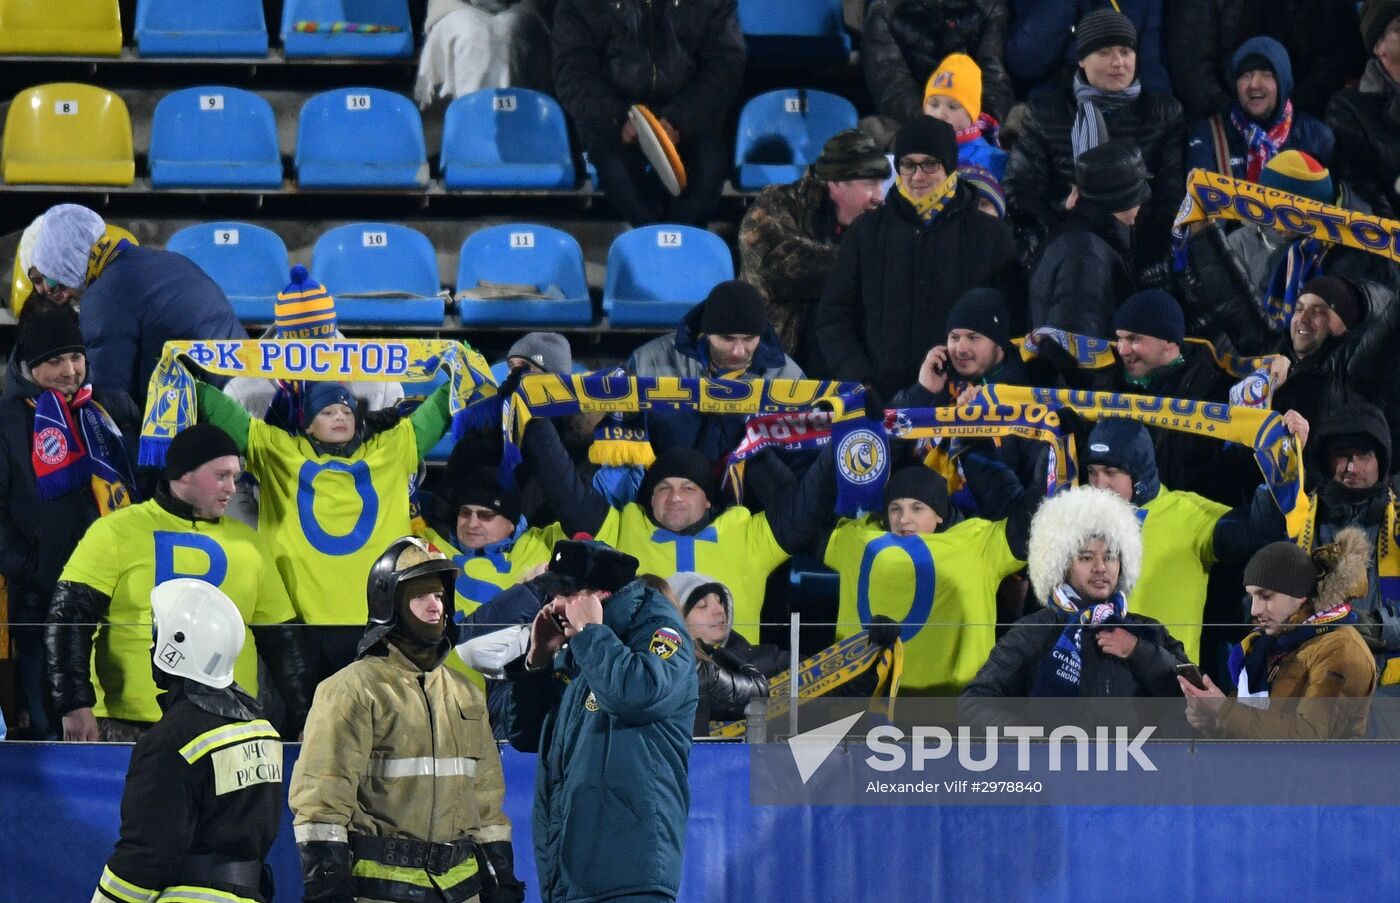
[1027, 203, 1137, 334]
[693, 645, 769, 735]
[862, 0, 1014, 122]
[1164, 0, 1366, 119]
[0, 353, 140, 621]
[1003, 83, 1184, 268]
[817, 184, 1024, 396]
[552, 0, 746, 145]
[1327, 60, 1400, 219]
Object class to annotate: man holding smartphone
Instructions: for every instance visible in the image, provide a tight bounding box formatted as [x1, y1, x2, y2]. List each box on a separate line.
[503, 540, 698, 903]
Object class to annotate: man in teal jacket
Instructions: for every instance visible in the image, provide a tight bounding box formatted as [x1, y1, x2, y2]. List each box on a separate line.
[503, 540, 698, 903]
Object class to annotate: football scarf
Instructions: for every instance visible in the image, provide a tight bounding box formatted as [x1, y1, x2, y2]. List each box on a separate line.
[31, 386, 137, 515]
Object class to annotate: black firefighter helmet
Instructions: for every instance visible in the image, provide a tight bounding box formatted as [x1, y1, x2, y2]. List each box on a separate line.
[358, 536, 459, 657]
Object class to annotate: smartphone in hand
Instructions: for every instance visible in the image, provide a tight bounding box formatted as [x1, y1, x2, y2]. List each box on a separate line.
[1174, 663, 1207, 690]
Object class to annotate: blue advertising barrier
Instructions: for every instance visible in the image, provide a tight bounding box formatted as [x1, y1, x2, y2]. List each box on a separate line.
[2, 741, 1398, 901]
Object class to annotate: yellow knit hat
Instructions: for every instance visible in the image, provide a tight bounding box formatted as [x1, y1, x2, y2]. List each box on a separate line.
[924, 53, 982, 121]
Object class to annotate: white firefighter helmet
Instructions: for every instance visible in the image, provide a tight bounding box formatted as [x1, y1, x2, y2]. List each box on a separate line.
[150, 578, 246, 689]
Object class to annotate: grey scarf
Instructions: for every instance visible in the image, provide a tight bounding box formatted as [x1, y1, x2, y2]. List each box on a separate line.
[1071, 73, 1142, 159]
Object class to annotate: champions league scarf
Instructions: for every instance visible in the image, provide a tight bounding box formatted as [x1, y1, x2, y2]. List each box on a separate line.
[1231, 100, 1294, 183]
[499, 372, 865, 486]
[896, 171, 959, 225]
[1173, 168, 1400, 270]
[31, 386, 137, 515]
[1031, 585, 1128, 697]
[708, 630, 905, 738]
[722, 410, 834, 499]
[139, 338, 496, 466]
[976, 385, 1310, 537]
[1228, 602, 1356, 697]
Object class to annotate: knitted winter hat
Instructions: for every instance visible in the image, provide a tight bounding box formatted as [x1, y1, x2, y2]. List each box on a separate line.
[1075, 140, 1151, 212]
[882, 466, 950, 520]
[301, 382, 355, 429]
[639, 447, 718, 504]
[924, 53, 983, 120]
[1243, 542, 1318, 598]
[1113, 289, 1186, 346]
[1362, 0, 1400, 49]
[1260, 150, 1334, 204]
[165, 423, 240, 482]
[1075, 9, 1137, 59]
[506, 332, 573, 375]
[275, 264, 338, 339]
[699, 280, 767, 336]
[453, 465, 522, 525]
[945, 288, 1011, 346]
[958, 164, 1006, 218]
[894, 116, 960, 176]
[813, 129, 891, 182]
[31, 204, 105, 290]
[17, 304, 85, 369]
[1300, 276, 1365, 329]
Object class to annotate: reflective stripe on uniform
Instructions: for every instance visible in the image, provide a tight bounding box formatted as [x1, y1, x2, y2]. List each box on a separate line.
[352, 854, 480, 889]
[475, 823, 512, 844]
[178, 720, 280, 764]
[154, 887, 256, 903]
[95, 866, 159, 903]
[364, 755, 478, 779]
[294, 822, 348, 844]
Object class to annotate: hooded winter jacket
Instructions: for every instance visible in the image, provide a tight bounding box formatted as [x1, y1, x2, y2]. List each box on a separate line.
[1185, 37, 1336, 177]
[1328, 59, 1400, 219]
[1027, 202, 1137, 335]
[628, 301, 803, 461]
[817, 183, 1024, 396]
[667, 571, 770, 733]
[503, 579, 697, 903]
[551, 0, 745, 146]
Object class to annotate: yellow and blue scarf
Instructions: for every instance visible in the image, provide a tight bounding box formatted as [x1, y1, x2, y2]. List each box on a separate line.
[897, 172, 959, 225]
[1229, 602, 1356, 696]
[139, 338, 495, 465]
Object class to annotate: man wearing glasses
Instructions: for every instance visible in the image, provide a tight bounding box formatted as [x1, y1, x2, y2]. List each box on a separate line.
[817, 116, 1025, 396]
[27, 204, 245, 406]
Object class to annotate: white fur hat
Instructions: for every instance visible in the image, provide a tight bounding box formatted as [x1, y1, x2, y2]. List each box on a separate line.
[1027, 485, 1143, 602]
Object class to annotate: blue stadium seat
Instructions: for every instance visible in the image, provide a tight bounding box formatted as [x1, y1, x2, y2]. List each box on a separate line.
[280, 0, 413, 59]
[603, 225, 734, 328]
[456, 224, 591, 327]
[441, 89, 576, 191]
[738, 0, 851, 65]
[149, 87, 282, 189]
[789, 555, 840, 609]
[733, 89, 858, 191]
[311, 223, 444, 326]
[295, 88, 427, 188]
[166, 222, 288, 324]
[135, 0, 268, 57]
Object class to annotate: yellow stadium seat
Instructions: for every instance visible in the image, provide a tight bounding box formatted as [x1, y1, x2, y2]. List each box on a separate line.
[0, 0, 122, 56]
[11, 221, 136, 314]
[2, 83, 134, 186]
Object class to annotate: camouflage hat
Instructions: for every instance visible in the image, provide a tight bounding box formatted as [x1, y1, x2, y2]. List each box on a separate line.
[813, 129, 891, 182]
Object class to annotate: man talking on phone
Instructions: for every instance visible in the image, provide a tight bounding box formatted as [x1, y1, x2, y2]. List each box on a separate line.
[502, 540, 698, 903]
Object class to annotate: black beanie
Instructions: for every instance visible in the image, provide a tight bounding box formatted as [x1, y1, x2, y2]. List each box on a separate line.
[883, 466, 950, 520]
[453, 466, 522, 525]
[1113, 289, 1185, 346]
[547, 540, 639, 594]
[165, 423, 240, 481]
[945, 288, 1011, 346]
[699, 280, 767, 336]
[1300, 275, 1365, 330]
[1243, 542, 1317, 598]
[894, 116, 959, 176]
[1075, 9, 1137, 59]
[640, 447, 717, 504]
[18, 305, 85, 370]
[682, 581, 728, 616]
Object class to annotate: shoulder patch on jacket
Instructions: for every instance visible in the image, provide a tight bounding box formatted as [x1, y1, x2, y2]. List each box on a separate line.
[649, 627, 683, 660]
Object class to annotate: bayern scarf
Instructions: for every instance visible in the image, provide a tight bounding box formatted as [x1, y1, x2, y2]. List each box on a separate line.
[31, 386, 138, 515]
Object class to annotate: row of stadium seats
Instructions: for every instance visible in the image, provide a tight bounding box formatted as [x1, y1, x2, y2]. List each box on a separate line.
[0, 0, 850, 63]
[168, 221, 734, 330]
[0, 0, 413, 58]
[1, 83, 858, 192]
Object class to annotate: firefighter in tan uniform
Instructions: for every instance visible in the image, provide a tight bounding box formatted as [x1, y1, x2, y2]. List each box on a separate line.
[289, 537, 524, 903]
